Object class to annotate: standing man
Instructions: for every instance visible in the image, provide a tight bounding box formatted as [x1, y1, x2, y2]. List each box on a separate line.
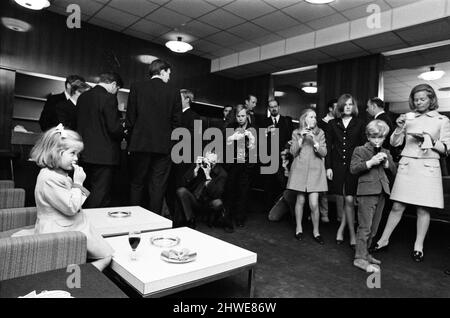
[77, 72, 125, 208]
[244, 94, 258, 127]
[366, 97, 394, 149]
[262, 98, 293, 213]
[222, 105, 233, 128]
[317, 99, 337, 223]
[126, 59, 181, 214]
[39, 74, 85, 131]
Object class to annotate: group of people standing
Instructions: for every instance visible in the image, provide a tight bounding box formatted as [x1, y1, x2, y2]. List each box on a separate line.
[36, 58, 450, 273]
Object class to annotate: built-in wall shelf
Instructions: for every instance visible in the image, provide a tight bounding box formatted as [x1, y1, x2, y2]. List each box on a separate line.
[15, 94, 47, 102]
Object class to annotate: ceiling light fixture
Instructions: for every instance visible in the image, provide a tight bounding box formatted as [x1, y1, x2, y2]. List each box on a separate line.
[418, 66, 445, 81]
[1, 17, 31, 32]
[14, 0, 50, 10]
[272, 65, 317, 76]
[305, 0, 335, 4]
[302, 82, 317, 94]
[274, 91, 286, 97]
[165, 36, 193, 53]
[136, 55, 158, 64]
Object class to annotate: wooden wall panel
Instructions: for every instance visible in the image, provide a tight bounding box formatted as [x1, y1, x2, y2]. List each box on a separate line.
[0, 68, 16, 149]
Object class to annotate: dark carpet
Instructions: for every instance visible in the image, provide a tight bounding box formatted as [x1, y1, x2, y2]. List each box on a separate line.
[167, 200, 450, 298]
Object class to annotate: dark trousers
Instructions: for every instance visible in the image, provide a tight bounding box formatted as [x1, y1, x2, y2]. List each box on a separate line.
[83, 163, 114, 208]
[355, 193, 386, 260]
[267, 189, 296, 221]
[225, 164, 253, 222]
[174, 187, 223, 226]
[262, 169, 285, 212]
[129, 152, 172, 214]
[165, 163, 191, 219]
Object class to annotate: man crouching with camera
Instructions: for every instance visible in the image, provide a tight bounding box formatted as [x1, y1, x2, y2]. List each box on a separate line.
[174, 152, 228, 230]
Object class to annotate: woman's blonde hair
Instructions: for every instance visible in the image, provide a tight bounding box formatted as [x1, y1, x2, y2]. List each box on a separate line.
[409, 84, 439, 111]
[298, 108, 319, 134]
[30, 125, 83, 169]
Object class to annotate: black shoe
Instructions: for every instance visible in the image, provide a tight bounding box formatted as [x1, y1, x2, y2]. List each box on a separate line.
[295, 232, 303, 241]
[412, 250, 424, 262]
[336, 239, 344, 245]
[236, 220, 245, 227]
[371, 242, 389, 253]
[350, 243, 356, 250]
[224, 225, 234, 233]
[444, 269, 450, 275]
[313, 235, 324, 245]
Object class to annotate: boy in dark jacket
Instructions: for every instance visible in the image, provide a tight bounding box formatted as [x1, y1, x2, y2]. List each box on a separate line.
[350, 120, 396, 272]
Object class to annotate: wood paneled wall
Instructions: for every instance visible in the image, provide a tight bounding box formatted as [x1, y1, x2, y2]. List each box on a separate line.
[317, 54, 382, 120]
[0, 68, 16, 149]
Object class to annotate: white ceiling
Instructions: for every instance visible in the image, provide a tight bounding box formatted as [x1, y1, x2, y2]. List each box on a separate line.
[384, 61, 450, 102]
[48, 0, 419, 60]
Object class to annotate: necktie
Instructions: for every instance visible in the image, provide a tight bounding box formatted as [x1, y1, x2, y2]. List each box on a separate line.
[273, 117, 277, 126]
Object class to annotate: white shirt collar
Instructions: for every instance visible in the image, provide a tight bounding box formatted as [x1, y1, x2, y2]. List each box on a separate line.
[271, 114, 280, 123]
[64, 91, 71, 100]
[182, 106, 190, 113]
[69, 96, 77, 105]
[374, 110, 385, 119]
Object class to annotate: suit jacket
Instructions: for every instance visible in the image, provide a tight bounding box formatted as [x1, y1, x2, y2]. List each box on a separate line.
[76, 85, 124, 165]
[184, 164, 228, 202]
[126, 78, 181, 154]
[55, 99, 77, 130]
[261, 115, 294, 155]
[374, 111, 394, 149]
[181, 108, 201, 134]
[350, 142, 397, 196]
[39, 92, 66, 131]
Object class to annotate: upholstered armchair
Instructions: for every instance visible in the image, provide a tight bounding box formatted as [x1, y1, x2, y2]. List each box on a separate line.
[0, 180, 14, 189]
[0, 207, 87, 281]
[0, 188, 26, 209]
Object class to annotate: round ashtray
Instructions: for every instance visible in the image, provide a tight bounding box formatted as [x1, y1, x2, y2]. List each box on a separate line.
[150, 236, 180, 248]
[107, 211, 131, 218]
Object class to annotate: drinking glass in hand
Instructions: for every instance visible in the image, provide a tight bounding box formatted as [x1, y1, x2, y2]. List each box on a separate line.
[128, 230, 141, 261]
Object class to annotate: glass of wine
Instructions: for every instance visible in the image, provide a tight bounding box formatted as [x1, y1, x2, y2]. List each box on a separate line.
[128, 230, 141, 261]
[374, 142, 381, 154]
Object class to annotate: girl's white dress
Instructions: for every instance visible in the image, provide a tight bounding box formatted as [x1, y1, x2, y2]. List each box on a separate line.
[13, 168, 113, 259]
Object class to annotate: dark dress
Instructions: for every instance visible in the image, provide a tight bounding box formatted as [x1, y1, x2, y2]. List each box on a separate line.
[325, 117, 365, 196]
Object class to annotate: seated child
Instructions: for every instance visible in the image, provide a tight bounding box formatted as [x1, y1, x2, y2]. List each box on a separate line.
[350, 120, 396, 272]
[19, 124, 113, 271]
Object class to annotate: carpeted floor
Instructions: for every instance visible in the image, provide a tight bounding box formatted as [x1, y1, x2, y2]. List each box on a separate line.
[166, 199, 450, 298]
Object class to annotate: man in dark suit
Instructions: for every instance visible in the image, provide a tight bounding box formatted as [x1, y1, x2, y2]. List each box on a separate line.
[261, 98, 294, 212]
[126, 59, 181, 214]
[166, 89, 201, 217]
[366, 97, 394, 150]
[244, 94, 258, 127]
[55, 80, 90, 130]
[174, 152, 227, 229]
[76, 72, 124, 208]
[39, 74, 85, 131]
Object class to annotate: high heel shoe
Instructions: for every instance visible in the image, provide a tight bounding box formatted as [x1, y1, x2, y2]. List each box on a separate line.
[336, 239, 344, 245]
[313, 235, 324, 245]
[295, 232, 303, 241]
[412, 250, 424, 262]
[371, 242, 389, 253]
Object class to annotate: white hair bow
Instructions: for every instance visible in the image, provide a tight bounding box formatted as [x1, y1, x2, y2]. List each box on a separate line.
[55, 123, 67, 138]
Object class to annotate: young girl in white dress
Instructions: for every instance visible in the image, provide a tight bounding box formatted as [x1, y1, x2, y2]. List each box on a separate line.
[28, 124, 113, 271]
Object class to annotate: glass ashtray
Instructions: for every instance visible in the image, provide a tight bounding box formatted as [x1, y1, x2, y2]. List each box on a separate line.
[150, 236, 180, 248]
[107, 211, 131, 218]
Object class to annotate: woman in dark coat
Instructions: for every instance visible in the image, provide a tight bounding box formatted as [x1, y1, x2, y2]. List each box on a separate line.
[325, 94, 365, 247]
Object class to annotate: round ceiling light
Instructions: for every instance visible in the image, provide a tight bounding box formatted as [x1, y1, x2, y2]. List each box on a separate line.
[305, 0, 335, 4]
[418, 66, 445, 81]
[165, 36, 193, 53]
[301, 82, 317, 94]
[1, 17, 31, 32]
[136, 55, 158, 64]
[14, 0, 50, 10]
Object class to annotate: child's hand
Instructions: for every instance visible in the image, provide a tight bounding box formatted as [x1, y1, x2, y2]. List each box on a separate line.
[368, 153, 384, 167]
[72, 164, 86, 185]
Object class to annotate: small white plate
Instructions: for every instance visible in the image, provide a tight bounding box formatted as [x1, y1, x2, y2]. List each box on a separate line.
[150, 236, 180, 248]
[160, 253, 197, 264]
[107, 211, 131, 218]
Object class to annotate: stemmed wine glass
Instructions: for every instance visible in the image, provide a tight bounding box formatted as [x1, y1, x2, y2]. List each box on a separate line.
[128, 230, 141, 261]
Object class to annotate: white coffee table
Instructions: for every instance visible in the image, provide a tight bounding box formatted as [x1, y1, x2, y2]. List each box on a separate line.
[105, 227, 257, 297]
[84, 206, 172, 237]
